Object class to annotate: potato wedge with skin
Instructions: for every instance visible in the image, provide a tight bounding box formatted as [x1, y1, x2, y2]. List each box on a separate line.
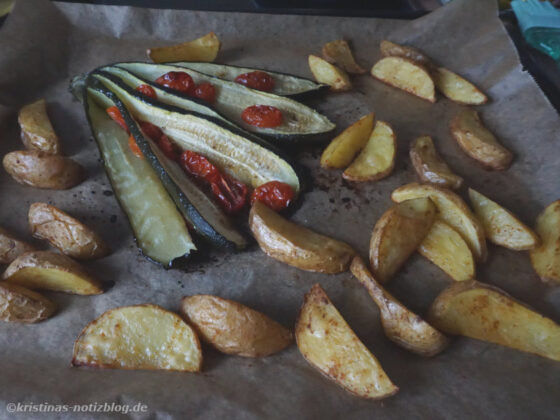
[450, 109, 513, 171]
[351, 257, 448, 356]
[180, 295, 293, 357]
[249, 202, 355, 274]
[2, 150, 85, 189]
[418, 220, 475, 282]
[379, 40, 433, 69]
[320, 113, 375, 169]
[371, 57, 436, 103]
[0, 227, 36, 264]
[343, 120, 396, 182]
[308, 55, 352, 92]
[530, 200, 560, 284]
[433, 67, 487, 105]
[410, 136, 463, 190]
[428, 280, 560, 361]
[3, 251, 102, 295]
[296, 284, 398, 399]
[322, 39, 365, 75]
[72, 304, 202, 371]
[147, 32, 220, 63]
[18, 99, 60, 154]
[468, 189, 539, 251]
[392, 183, 487, 261]
[370, 197, 436, 283]
[0, 282, 55, 323]
[29, 203, 110, 260]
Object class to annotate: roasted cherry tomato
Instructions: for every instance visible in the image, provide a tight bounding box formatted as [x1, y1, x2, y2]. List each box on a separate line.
[193, 83, 216, 103]
[136, 84, 157, 99]
[138, 121, 163, 141]
[250, 181, 294, 211]
[128, 134, 143, 158]
[155, 71, 196, 95]
[241, 105, 283, 128]
[180, 150, 220, 182]
[106, 106, 128, 132]
[210, 174, 248, 213]
[158, 135, 179, 161]
[234, 71, 275, 92]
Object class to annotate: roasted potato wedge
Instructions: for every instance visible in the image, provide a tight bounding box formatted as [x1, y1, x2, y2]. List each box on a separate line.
[379, 40, 433, 69]
[449, 109, 513, 171]
[370, 197, 436, 283]
[0, 226, 35, 264]
[0, 282, 55, 323]
[147, 32, 220, 63]
[72, 304, 202, 371]
[29, 202, 110, 260]
[2, 150, 85, 189]
[428, 280, 560, 361]
[351, 257, 448, 356]
[343, 120, 396, 182]
[322, 39, 365, 75]
[180, 295, 293, 357]
[418, 220, 475, 281]
[530, 200, 560, 284]
[371, 56, 435, 102]
[468, 189, 539, 251]
[18, 99, 60, 154]
[392, 183, 487, 261]
[296, 284, 398, 399]
[249, 202, 355, 274]
[308, 55, 352, 92]
[320, 113, 375, 169]
[409, 135, 463, 189]
[3, 251, 102, 295]
[433, 67, 487, 105]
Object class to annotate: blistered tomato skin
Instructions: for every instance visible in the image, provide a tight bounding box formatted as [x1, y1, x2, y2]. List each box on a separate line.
[241, 105, 283, 128]
[180, 150, 220, 182]
[106, 106, 128, 132]
[136, 84, 157, 99]
[155, 72, 196, 95]
[193, 83, 216, 103]
[158, 135, 179, 161]
[250, 181, 294, 211]
[139, 121, 163, 141]
[210, 174, 248, 214]
[234, 71, 275, 92]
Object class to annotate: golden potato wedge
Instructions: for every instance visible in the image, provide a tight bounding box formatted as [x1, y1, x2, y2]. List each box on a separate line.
[379, 40, 433, 69]
[18, 99, 60, 154]
[322, 39, 365, 75]
[351, 257, 448, 356]
[433, 67, 487, 105]
[418, 220, 475, 282]
[468, 189, 539, 251]
[180, 295, 293, 357]
[0, 282, 55, 323]
[296, 284, 398, 399]
[29, 203, 110, 260]
[449, 109, 513, 171]
[370, 197, 436, 283]
[409, 135, 463, 190]
[428, 280, 560, 361]
[320, 113, 375, 169]
[0, 226, 35, 264]
[308, 55, 351, 92]
[530, 200, 560, 284]
[392, 183, 487, 261]
[371, 56, 435, 103]
[72, 304, 202, 371]
[147, 32, 220, 63]
[3, 251, 102, 295]
[343, 120, 396, 182]
[2, 150, 85, 189]
[249, 202, 355, 274]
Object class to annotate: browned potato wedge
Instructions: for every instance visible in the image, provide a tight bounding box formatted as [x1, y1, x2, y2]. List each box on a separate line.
[371, 56, 435, 103]
[428, 280, 560, 361]
[433, 67, 487, 105]
[409, 136, 463, 190]
[351, 257, 448, 356]
[0, 226, 35, 264]
[0, 282, 55, 323]
[379, 40, 433, 69]
[180, 295, 293, 357]
[370, 198, 436, 283]
[308, 55, 351, 92]
[343, 120, 396, 182]
[72, 304, 202, 371]
[392, 183, 487, 261]
[147, 32, 220, 63]
[249, 202, 355, 273]
[530, 200, 560, 284]
[296, 284, 398, 399]
[320, 113, 375, 169]
[29, 203, 110, 260]
[18, 99, 60, 154]
[468, 189, 539, 251]
[2, 150, 85, 189]
[3, 251, 102, 295]
[449, 109, 513, 171]
[418, 220, 475, 282]
[322, 39, 365, 74]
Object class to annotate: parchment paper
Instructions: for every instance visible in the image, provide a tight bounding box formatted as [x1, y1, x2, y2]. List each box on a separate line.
[0, 0, 559, 418]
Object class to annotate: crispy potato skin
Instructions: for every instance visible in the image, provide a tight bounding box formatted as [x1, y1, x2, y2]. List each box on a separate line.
[379, 40, 433, 69]
[0, 226, 35, 264]
[0, 282, 55, 323]
[18, 99, 60, 154]
[147, 32, 220, 63]
[530, 200, 560, 284]
[308, 55, 352, 92]
[433, 67, 487, 105]
[322, 39, 365, 75]
[29, 203, 110, 260]
[2, 150, 85, 189]
[180, 295, 293, 357]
